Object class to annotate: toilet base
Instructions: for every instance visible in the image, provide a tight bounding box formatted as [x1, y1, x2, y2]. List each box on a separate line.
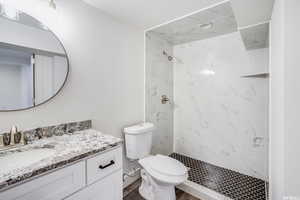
[139, 169, 176, 200]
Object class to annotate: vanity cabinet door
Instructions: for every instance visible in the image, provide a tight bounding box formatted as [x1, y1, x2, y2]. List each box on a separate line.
[65, 169, 122, 200]
[0, 161, 85, 200]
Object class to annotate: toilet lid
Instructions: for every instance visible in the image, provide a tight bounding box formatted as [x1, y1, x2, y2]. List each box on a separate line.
[148, 155, 187, 176]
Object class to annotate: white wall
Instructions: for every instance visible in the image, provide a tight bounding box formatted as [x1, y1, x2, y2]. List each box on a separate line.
[173, 32, 269, 180]
[269, 0, 285, 198]
[270, 0, 300, 199]
[284, 0, 300, 197]
[145, 32, 174, 156]
[0, 0, 144, 187]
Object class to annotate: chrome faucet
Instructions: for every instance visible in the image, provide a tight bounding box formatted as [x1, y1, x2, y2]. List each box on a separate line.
[0, 126, 25, 150]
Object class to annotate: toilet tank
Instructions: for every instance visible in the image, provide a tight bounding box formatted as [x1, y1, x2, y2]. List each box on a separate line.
[124, 123, 155, 160]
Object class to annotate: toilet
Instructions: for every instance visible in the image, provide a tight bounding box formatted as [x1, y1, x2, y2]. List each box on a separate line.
[124, 123, 188, 200]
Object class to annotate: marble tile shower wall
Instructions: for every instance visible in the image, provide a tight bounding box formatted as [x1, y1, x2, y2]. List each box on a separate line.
[173, 32, 269, 181]
[145, 32, 174, 155]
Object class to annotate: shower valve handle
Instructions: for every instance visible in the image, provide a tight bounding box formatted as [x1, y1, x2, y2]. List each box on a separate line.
[161, 95, 170, 104]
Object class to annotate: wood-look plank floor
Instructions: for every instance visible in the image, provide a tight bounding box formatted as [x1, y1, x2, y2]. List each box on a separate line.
[123, 187, 200, 200]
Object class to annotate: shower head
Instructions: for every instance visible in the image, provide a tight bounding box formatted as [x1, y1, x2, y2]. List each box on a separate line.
[163, 50, 173, 61]
[163, 50, 183, 64]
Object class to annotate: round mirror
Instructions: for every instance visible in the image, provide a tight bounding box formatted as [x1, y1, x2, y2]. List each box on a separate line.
[0, 4, 69, 111]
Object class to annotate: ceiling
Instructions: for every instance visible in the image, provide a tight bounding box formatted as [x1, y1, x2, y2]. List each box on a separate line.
[83, 0, 274, 30]
[149, 2, 237, 45]
[240, 22, 269, 50]
[83, 0, 225, 29]
[230, 0, 274, 27]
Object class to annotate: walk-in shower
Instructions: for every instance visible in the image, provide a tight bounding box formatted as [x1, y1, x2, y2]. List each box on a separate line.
[145, 1, 269, 200]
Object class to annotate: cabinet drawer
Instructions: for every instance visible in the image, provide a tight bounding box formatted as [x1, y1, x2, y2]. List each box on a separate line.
[65, 170, 122, 200]
[87, 147, 122, 185]
[0, 161, 85, 200]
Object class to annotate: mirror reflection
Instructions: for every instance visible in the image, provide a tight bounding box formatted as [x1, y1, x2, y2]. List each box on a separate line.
[0, 4, 69, 111]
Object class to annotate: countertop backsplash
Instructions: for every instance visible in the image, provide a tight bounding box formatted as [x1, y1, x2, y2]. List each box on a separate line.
[0, 120, 92, 144]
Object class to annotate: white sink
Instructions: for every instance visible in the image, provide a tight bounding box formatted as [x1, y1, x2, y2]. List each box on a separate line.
[0, 148, 55, 175]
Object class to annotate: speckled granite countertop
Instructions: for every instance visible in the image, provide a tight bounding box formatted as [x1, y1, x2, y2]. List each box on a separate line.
[0, 129, 122, 191]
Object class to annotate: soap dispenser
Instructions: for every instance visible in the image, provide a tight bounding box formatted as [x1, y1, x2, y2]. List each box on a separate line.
[11, 126, 22, 144]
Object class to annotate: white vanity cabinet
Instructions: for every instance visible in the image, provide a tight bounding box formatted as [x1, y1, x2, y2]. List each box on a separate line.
[65, 170, 122, 200]
[0, 146, 123, 200]
[0, 161, 86, 200]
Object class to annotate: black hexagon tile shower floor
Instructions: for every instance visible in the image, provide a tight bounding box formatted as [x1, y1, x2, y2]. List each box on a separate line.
[170, 153, 268, 200]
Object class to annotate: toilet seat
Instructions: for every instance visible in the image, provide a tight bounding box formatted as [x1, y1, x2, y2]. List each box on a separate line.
[139, 155, 188, 185]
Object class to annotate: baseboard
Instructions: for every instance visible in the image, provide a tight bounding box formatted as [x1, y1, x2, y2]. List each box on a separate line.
[176, 180, 233, 200]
